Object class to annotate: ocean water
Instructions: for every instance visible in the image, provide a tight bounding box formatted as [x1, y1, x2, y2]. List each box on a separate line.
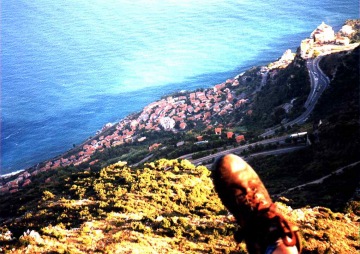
[1, 0, 358, 174]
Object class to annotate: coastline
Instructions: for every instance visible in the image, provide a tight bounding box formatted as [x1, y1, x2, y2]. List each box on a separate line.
[0, 66, 247, 181]
[1, 19, 358, 194]
[2, 0, 357, 176]
[0, 169, 25, 179]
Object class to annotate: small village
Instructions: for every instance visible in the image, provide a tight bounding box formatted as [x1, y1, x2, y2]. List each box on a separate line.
[0, 21, 358, 194]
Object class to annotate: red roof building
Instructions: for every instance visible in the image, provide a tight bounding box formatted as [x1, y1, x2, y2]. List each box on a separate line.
[236, 135, 245, 143]
[179, 122, 187, 130]
[227, 132, 234, 139]
[215, 128, 222, 135]
[149, 143, 161, 151]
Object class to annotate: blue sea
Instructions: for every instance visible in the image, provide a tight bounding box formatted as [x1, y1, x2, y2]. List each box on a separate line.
[1, 0, 358, 175]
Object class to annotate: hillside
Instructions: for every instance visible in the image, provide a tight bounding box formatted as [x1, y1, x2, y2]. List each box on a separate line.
[245, 46, 360, 212]
[242, 52, 310, 130]
[1, 21, 360, 253]
[0, 160, 359, 253]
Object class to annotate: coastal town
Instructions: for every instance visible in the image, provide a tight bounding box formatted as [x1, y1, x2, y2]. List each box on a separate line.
[1, 21, 358, 195]
[1, 76, 249, 194]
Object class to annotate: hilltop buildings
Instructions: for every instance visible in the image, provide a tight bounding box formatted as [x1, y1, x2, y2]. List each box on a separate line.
[301, 22, 354, 58]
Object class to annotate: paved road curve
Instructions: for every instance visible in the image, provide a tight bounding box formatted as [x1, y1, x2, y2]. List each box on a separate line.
[260, 56, 330, 137]
[189, 135, 292, 166]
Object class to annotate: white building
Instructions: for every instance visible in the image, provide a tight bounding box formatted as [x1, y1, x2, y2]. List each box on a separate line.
[310, 22, 335, 43]
[159, 117, 175, 130]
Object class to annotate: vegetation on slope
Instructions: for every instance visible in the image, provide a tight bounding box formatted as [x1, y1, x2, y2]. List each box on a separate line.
[0, 160, 240, 253]
[316, 46, 359, 125]
[247, 147, 360, 212]
[1, 159, 359, 253]
[246, 46, 360, 211]
[243, 54, 310, 130]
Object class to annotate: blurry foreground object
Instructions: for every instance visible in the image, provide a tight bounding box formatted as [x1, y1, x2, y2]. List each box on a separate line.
[212, 154, 301, 254]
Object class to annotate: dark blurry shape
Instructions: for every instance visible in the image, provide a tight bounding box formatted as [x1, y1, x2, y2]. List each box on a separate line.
[212, 154, 301, 254]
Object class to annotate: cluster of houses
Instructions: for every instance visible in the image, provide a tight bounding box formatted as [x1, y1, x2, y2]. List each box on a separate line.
[301, 22, 355, 58]
[0, 77, 250, 194]
[136, 78, 244, 133]
[0, 170, 32, 194]
[195, 127, 245, 144]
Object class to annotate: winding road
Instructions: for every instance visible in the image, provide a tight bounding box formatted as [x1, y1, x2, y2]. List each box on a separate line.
[185, 135, 301, 166]
[260, 56, 330, 137]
